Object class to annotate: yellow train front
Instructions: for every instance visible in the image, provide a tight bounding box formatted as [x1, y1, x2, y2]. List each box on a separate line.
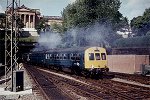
[83, 47, 109, 77]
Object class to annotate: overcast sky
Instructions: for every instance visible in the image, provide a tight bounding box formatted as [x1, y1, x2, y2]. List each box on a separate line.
[0, 0, 150, 20]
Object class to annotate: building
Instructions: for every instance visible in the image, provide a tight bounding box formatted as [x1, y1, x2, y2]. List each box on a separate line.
[117, 28, 132, 38]
[7, 5, 40, 36]
[44, 16, 63, 26]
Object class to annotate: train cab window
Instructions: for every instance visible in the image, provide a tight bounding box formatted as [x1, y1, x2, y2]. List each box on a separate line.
[89, 53, 94, 60]
[101, 53, 106, 60]
[95, 53, 100, 60]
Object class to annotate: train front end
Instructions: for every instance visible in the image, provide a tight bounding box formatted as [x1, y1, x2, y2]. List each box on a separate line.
[84, 47, 109, 75]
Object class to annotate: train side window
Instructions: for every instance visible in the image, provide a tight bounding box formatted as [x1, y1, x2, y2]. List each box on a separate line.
[56, 54, 59, 60]
[101, 53, 106, 60]
[63, 54, 67, 60]
[76, 53, 80, 60]
[52, 54, 54, 59]
[95, 53, 100, 60]
[50, 54, 53, 59]
[70, 53, 75, 60]
[54, 54, 56, 60]
[45, 54, 48, 59]
[60, 54, 63, 60]
[89, 53, 94, 60]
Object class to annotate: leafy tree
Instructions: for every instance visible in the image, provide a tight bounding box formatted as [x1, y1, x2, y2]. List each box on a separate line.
[62, 0, 127, 46]
[62, 0, 123, 30]
[131, 8, 150, 36]
[36, 17, 48, 33]
[51, 23, 63, 34]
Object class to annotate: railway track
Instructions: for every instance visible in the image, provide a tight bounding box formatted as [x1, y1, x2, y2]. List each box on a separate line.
[70, 73, 150, 99]
[25, 65, 73, 100]
[25, 64, 150, 100]
[52, 73, 149, 100]
[112, 72, 150, 85]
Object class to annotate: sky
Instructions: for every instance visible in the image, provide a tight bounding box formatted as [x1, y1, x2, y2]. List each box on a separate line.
[0, 0, 150, 20]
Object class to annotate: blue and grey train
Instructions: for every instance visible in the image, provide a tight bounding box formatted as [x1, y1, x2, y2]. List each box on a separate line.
[23, 47, 109, 76]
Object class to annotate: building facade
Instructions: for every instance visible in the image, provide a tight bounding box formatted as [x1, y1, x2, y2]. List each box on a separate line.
[7, 5, 40, 36]
[17, 5, 40, 29]
[44, 16, 63, 26]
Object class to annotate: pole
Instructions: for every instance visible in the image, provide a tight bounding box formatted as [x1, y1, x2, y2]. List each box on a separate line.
[11, 0, 15, 91]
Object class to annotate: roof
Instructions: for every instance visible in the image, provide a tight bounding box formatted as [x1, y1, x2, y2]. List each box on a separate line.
[17, 5, 40, 14]
[31, 46, 104, 53]
[44, 16, 62, 20]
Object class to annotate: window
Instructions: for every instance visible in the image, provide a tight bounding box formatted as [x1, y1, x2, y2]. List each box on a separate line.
[56, 54, 59, 60]
[76, 53, 81, 60]
[70, 53, 75, 60]
[50, 54, 53, 59]
[63, 54, 67, 59]
[45, 54, 48, 59]
[54, 54, 56, 60]
[101, 53, 106, 60]
[60, 54, 63, 60]
[89, 53, 94, 60]
[95, 53, 100, 60]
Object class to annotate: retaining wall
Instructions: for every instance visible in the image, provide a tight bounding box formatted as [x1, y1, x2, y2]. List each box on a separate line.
[107, 55, 149, 74]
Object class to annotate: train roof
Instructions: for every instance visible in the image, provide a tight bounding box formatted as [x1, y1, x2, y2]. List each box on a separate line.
[30, 46, 104, 54]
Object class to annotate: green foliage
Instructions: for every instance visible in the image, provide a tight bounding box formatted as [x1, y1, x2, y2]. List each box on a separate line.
[61, 0, 128, 46]
[131, 8, 150, 36]
[51, 23, 63, 33]
[113, 36, 150, 47]
[36, 17, 47, 32]
[62, 0, 123, 30]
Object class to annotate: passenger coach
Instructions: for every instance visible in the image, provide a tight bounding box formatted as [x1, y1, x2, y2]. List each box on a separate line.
[23, 47, 109, 76]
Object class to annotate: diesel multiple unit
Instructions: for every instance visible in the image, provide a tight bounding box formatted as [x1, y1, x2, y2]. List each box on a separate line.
[23, 47, 109, 77]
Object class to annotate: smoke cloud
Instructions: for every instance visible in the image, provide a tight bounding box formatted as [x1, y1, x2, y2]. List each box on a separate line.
[33, 32, 62, 51]
[62, 22, 111, 48]
[33, 22, 112, 51]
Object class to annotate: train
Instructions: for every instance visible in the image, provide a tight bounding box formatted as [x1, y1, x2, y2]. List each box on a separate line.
[23, 46, 109, 77]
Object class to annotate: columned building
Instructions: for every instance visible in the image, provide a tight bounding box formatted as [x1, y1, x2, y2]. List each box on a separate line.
[17, 5, 40, 29]
[7, 5, 40, 36]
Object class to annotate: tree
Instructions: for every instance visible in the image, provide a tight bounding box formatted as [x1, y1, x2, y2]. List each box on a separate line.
[130, 8, 150, 36]
[62, 0, 125, 46]
[36, 17, 47, 33]
[51, 23, 63, 34]
[62, 0, 123, 28]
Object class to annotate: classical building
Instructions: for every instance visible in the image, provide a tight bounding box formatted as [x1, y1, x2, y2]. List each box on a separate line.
[17, 5, 40, 29]
[7, 5, 40, 36]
